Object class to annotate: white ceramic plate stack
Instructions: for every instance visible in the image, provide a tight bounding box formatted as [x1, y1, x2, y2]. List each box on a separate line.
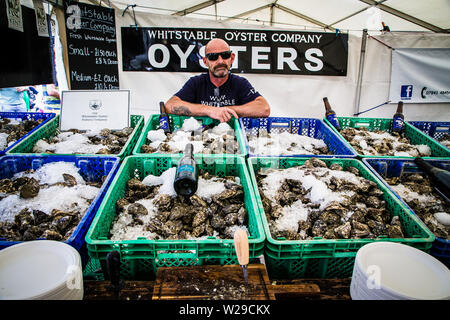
[0, 240, 83, 300]
[350, 241, 450, 300]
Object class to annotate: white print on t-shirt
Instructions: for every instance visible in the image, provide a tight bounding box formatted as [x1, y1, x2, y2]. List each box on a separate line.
[201, 95, 236, 107]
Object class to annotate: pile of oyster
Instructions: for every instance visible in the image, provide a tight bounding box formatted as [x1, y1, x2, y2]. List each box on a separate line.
[386, 173, 449, 239]
[0, 117, 44, 150]
[174, 273, 256, 300]
[109, 170, 248, 240]
[438, 132, 450, 149]
[246, 129, 331, 156]
[140, 118, 239, 154]
[0, 163, 102, 241]
[256, 158, 405, 240]
[33, 127, 134, 154]
[340, 127, 431, 157]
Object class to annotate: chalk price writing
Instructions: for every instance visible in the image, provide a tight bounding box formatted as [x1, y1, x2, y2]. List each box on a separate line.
[95, 57, 118, 65]
[71, 71, 103, 82]
[94, 83, 119, 90]
[94, 48, 117, 58]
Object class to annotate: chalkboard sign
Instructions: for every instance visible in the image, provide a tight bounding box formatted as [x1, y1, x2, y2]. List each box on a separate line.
[64, 2, 119, 90]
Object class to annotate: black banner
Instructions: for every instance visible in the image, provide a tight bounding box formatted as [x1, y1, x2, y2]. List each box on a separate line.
[64, 2, 119, 90]
[122, 27, 348, 76]
[0, 2, 52, 88]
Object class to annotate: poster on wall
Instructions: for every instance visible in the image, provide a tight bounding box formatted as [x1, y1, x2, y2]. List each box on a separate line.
[64, 2, 119, 90]
[6, 0, 23, 32]
[32, 0, 49, 37]
[389, 48, 450, 103]
[121, 27, 348, 76]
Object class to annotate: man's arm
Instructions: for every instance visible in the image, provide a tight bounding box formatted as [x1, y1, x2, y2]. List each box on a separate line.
[165, 96, 239, 123]
[46, 84, 60, 99]
[228, 96, 270, 117]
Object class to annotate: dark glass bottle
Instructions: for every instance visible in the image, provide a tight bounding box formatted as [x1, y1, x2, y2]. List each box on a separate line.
[414, 157, 450, 201]
[174, 143, 198, 197]
[159, 101, 171, 134]
[392, 101, 404, 133]
[191, 121, 217, 137]
[323, 97, 340, 131]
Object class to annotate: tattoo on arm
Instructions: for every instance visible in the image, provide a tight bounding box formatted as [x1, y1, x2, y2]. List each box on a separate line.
[172, 106, 192, 116]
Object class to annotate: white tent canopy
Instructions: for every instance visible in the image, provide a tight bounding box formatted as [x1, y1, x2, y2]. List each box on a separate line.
[88, 0, 450, 33]
[38, 0, 450, 121]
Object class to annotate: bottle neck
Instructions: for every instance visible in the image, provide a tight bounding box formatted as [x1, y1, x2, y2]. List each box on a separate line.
[323, 97, 332, 112]
[160, 102, 166, 114]
[184, 143, 194, 158]
[415, 158, 436, 176]
[396, 102, 403, 114]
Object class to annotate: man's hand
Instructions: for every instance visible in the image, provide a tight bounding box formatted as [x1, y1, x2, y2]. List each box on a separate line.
[207, 106, 239, 123]
[16, 86, 28, 92]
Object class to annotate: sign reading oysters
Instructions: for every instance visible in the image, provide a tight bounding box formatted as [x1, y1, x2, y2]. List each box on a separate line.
[121, 27, 348, 76]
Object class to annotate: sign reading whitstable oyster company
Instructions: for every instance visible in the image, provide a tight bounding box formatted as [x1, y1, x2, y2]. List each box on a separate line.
[59, 90, 130, 131]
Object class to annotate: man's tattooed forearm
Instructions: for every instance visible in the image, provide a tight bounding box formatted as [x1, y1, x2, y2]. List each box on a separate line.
[172, 106, 192, 115]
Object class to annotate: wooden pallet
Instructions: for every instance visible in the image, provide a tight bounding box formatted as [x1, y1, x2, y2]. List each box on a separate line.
[152, 264, 275, 300]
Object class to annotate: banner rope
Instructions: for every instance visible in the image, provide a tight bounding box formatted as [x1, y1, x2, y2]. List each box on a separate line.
[368, 35, 395, 50]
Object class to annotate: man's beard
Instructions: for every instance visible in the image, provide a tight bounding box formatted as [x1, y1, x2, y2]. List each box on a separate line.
[210, 64, 229, 78]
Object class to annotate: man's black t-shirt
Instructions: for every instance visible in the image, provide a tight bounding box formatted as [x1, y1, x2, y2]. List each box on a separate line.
[174, 73, 261, 107]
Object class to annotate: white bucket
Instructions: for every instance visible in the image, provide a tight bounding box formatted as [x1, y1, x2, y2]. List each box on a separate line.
[350, 242, 450, 300]
[0, 240, 83, 300]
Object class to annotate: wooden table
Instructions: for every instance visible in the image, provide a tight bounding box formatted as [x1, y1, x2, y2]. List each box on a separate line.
[83, 263, 351, 300]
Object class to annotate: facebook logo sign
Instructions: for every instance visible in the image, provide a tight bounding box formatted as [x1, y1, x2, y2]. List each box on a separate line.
[400, 85, 413, 100]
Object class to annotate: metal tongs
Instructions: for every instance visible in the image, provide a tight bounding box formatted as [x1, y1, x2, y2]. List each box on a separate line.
[234, 229, 249, 283]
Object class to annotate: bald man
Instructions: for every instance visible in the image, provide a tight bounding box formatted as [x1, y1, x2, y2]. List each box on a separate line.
[165, 38, 270, 123]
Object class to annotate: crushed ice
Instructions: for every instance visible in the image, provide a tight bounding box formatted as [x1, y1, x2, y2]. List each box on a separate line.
[247, 131, 327, 155]
[0, 162, 100, 223]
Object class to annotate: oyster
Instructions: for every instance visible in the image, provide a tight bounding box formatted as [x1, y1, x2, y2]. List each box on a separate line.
[63, 173, 77, 186]
[127, 203, 148, 216]
[0, 118, 44, 149]
[386, 172, 449, 239]
[256, 158, 405, 241]
[19, 177, 40, 199]
[109, 169, 249, 240]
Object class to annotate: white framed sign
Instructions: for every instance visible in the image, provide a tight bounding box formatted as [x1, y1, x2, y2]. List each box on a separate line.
[60, 90, 130, 131]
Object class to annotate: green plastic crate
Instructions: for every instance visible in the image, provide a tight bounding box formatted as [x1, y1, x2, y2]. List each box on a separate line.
[85, 155, 265, 280]
[247, 156, 435, 279]
[132, 114, 247, 157]
[323, 117, 450, 158]
[7, 115, 144, 160]
[83, 257, 105, 281]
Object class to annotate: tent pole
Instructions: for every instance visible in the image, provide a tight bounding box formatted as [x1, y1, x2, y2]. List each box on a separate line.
[354, 29, 368, 117]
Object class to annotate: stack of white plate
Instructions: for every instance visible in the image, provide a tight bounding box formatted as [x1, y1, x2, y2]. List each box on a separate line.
[350, 242, 450, 300]
[0, 240, 83, 300]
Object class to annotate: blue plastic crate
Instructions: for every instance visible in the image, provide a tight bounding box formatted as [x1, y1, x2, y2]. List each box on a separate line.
[409, 121, 450, 151]
[0, 112, 56, 156]
[240, 117, 357, 158]
[363, 157, 450, 268]
[0, 154, 120, 260]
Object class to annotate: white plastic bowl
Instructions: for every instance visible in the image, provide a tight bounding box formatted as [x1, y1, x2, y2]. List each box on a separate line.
[0, 240, 82, 300]
[351, 242, 450, 300]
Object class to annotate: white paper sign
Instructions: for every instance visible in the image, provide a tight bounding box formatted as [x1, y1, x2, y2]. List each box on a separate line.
[6, 0, 23, 32]
[389, 48, 450, 103]
[60, 90, 130, 131]
[33, 0, 49, 37]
